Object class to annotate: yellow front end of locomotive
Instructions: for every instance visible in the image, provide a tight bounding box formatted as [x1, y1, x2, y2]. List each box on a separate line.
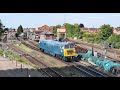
[64, 48, 77, 57]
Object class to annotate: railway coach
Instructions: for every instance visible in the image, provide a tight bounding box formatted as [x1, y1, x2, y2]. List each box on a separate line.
[38, 40, 77, 62]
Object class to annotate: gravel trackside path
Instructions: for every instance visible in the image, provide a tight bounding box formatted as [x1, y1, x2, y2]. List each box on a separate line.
[0, 57, 48, 77]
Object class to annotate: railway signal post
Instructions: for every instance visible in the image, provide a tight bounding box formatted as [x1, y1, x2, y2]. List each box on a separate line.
[26, 68, 30, 77]
[0, 44, 2, 49]
[16, 60, 17, 67]
[12, 54, 15, 63]
[21, 64, 22, 72]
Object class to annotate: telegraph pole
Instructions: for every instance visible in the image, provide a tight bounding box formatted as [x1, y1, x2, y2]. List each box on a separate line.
[64, 14, 65, 25]
[64, 14, 67, 39]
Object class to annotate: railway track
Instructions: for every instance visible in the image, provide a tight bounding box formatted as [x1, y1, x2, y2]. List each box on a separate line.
[66, 39, 120, 63]
[6, 44, 64, 77]
[73, 62, 113, 77]
[21, 40, 111, 77]
[97, 52, 120, 63]
[28, 40, 38, 46]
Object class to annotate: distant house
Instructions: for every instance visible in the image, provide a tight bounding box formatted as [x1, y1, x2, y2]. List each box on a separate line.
[81, 27, 100, 33]
[113, 28, 120, 35]
[23, 28, 36, 32]
[81, 27, 120, 35]
[29, 28, 36, 32]
[28, 30, 54, 41]
[88, 28, 100, 33]
[7, 29, 17, 39]
[57, 27, 66, 33]
[57, 27, 67, 39]
[39, 30, 54, 40]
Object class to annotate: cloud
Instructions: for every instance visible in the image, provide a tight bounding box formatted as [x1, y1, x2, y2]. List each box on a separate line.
[86, 17, 104, 19]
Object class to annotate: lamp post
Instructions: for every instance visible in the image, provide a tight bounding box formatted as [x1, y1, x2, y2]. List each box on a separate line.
[26, 68, 30, 77]
[12, 54, 14, 63]
[104, 49, 107, 59]
[16, 60, 17, 67]
[3, 46, 8, 58]
[101, 40, 107, 59]
[112, 42, 116, 60]
[19, 54, 23, 72]
[21, 64, 22, 72]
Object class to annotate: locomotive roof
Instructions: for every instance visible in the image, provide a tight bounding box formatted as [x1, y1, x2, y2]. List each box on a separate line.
[40, 40, 69, 46]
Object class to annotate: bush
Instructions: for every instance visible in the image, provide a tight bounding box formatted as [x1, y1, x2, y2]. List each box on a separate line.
[0, 48, 4, 55]
[106, 34, 120, 43]
[115, 42, 120, 49]
[105, 34, 120, 49]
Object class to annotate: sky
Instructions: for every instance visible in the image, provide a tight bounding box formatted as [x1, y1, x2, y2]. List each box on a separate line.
[0, 13, 120, 29]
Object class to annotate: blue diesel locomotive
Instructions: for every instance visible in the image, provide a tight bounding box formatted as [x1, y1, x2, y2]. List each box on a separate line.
[38, 40, 77, 61]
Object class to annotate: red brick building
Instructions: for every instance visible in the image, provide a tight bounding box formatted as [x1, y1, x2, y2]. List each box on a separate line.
[38, 25, 53, 32]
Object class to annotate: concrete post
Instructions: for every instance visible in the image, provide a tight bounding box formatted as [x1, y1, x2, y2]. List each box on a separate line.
[16, 60, 17, 67]
[64, 32, 66, 39]
[21, 64, 22, 72]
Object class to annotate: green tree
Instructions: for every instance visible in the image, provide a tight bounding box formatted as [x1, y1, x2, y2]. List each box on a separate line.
[15, 33, 19, 37]
[64, 23, 73, 38]
[79, 31, 84, 39]
[79, 23, 84, 28]
[94, 34, 101, 44]
[74, 24, 80, 38]
[106, 34, 120, 48]
[64, 23, 81, 38]
[106, 34, 120, 43]
[0, 19, 7, 40]
[0, 20, 4, 36]
[116, 42, 120, 49]
[53, 25, 61, 35]
[82, 32, 96, 43]
[99, 24, 113, 41]
[4, 28, 9, 31]
[17, 25, 23, 35]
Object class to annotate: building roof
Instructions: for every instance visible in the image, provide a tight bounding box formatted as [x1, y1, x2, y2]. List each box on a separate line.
[89, 28, 98, 30]
[40, 40, 68, 46]
[40, 30, 53, 35]
[82, 28, 89, 30]
[114, 28, 120, 31]
[34, 30, 43, 33]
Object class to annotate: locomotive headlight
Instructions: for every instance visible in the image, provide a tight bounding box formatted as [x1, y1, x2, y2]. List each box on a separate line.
[60, 46, 64, 53]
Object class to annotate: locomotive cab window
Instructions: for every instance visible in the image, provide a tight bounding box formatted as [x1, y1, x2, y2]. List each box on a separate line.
[70, 43, 74, 48]
[64, 43, 74, 49]
[60, 46, 64, 49]
[64, 45, 69, 49]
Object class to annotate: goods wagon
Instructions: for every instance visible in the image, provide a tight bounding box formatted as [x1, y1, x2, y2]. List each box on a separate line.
[78, 50, 120, 75]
